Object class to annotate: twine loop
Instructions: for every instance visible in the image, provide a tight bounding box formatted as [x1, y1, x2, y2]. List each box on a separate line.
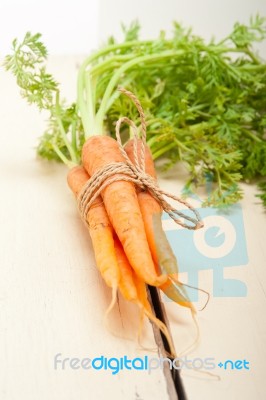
[78, 88, 203, 230]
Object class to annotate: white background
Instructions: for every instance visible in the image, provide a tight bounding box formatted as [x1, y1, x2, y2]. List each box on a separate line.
[0, 0, 266, 56]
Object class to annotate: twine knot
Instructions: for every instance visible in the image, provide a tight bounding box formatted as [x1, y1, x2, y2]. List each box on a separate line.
[78, 88, 204, 231]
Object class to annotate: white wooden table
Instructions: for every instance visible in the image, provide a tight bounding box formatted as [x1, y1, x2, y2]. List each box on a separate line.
[1, 56, 265, 400]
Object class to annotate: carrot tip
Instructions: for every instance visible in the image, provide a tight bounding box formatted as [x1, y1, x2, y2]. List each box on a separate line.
[141, 306, 176, 358]
[178, 310, 200, 358]
[103, 285, 118, 328]
[135, 308, 158, 353]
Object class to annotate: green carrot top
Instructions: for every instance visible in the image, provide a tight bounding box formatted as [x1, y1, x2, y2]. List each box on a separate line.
[4, 17, 266, 207]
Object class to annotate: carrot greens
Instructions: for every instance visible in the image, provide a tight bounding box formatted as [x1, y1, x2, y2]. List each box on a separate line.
[4, 17, 266, 207]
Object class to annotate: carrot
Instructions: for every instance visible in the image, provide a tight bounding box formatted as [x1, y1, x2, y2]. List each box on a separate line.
[67, 165, 138, 302]
[68, 166, 175, 352]
[114, 238, 175, 354]
[67, 166, 120, 290]
[82, 135, 167, 287]
[113, 236, 138, 302]
[124, 139, 195, 311]
[68, 164, 176, 356]
[124, 139, 160, 264]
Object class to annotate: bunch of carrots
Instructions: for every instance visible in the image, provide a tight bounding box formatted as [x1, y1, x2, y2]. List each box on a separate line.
[67, 90, 198, 357]
[4, 32, 204, 357]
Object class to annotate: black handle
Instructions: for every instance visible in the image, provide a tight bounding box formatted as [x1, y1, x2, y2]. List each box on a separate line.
[148, 285, 188, 400]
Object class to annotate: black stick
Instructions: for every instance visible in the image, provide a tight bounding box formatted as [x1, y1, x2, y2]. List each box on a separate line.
[147, 285, 188, 400]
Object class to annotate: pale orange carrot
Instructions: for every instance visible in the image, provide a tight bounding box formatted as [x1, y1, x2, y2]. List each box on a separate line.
[68, 165, 175, 353]
[124, 139, 195, 311]
[82, 135, 167, 287]
[113, 236, 138, 302]
[67, 166, 120, 290]
[114, 237, 175, 355]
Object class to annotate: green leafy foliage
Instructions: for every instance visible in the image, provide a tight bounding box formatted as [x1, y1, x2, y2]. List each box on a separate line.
[4, 17, 266, 207]
[4, 32, 81, 166]
[4, 32, 57, 109]
[256, 181, 266, 207]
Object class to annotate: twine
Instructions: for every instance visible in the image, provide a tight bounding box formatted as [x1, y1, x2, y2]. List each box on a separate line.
[78, 87, 204, 231]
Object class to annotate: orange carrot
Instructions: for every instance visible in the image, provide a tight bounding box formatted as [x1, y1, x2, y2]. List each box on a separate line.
[113, 236, 138, 302]
[124, 139, 195, 311]
[114, 240, 176, 355]
[68, 166, 141, 305]
[124, 139, 160, 265]
[67, 166, 120, 290]
[115, 239, 175, 355]
[68, 165, 175, 354]
[82, 135, 166, 287]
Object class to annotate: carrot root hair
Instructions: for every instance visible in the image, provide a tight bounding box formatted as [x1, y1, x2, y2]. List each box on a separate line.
[178, 310, 200, 357]
[141, 304, 176, 358]
[103, 285, 118, 331]
[135, 307, 158, 353]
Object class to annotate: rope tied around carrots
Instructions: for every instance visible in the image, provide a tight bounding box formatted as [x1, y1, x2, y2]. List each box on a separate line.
[78, 87, 204, 231]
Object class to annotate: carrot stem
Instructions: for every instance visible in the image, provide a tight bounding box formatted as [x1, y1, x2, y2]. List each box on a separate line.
[95, 51, 184, 132]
